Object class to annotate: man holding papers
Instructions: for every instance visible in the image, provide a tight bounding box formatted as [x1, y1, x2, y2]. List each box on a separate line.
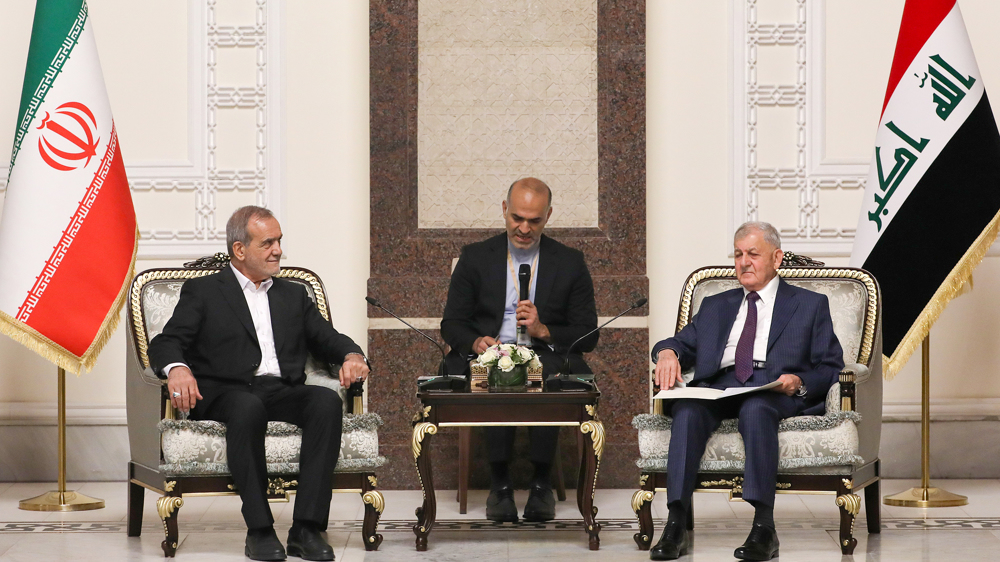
[648, 222, 843, 561]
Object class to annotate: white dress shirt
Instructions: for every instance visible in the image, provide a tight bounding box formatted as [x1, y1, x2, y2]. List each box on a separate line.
[164, 264, 281, 378]
[499, 240, 540, 343]
[718, 274, 781, 369]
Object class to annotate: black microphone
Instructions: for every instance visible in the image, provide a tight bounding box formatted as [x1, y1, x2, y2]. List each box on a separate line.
[517, 263, 531, 345]
[559, 297, 648, 376]
[366, 296, 448, 377]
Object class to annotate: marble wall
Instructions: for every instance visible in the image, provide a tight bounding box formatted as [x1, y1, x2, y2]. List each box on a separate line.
[369, 0, 647, 489]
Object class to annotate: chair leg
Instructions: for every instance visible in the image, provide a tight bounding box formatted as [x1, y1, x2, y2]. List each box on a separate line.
[156, 493, 184, 557]
[864, 479, 882, 534]
[631, 474, 655, 550]
[686, 499, 694, 531]
[836, 492, 861, 555]
[361, 479, 385, 551]
[457, 427, 470, 514]
[127, 480, 144, 537]
[554, 448, 567, 502]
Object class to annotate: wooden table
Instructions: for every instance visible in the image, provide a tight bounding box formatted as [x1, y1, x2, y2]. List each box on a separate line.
[411, 386, 605, 551]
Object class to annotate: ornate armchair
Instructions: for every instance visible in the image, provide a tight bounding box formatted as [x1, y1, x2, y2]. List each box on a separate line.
[631, 259, 881, 555]
[125, 255, 386, 557]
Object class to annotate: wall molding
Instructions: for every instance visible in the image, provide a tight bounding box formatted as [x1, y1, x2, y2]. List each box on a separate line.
[368, 316, 649, 330]
[882, 399, 1000, 421]
[0, 403, 126, 426]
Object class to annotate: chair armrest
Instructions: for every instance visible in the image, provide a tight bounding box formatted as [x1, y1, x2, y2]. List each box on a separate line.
[838, 364, 869, 412]
[141, 366, 165, 387]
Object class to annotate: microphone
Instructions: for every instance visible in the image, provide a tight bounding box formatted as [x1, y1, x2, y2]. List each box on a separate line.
[517, 263, 531, 345]
[366, 296, 448, 377]
[559, 297, 648, 376]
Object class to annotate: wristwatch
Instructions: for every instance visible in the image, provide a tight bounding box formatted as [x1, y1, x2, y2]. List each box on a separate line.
[795, 383, 807, 397]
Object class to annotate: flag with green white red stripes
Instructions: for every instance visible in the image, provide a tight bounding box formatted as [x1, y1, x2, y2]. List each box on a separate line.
[0, 0, 137, 373]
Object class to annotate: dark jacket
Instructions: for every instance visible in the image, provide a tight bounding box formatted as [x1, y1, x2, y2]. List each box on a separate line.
[651, 277, 843, 414]
[147, 266, 363, 416]
[441, 233, 598, 375]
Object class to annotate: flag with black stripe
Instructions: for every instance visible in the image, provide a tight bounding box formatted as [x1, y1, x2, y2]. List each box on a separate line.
[850, 0, 1000, 377]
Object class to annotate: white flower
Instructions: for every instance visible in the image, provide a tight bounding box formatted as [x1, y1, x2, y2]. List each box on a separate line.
[500, 343, 515, 353]
[479, 348, 498, 365]
[498, 356, 515, 372]
[528, 356, 542, 370]
[516, 346, 533, 362]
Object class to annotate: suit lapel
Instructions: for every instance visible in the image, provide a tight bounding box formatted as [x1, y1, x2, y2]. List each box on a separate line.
[267, 280, 285, 354]
[217, 266, 259, 344]
[486, 235, 508, 334]
[533, 235, 556, 317]
[767, 278, 799, 352]
[713, 289, 744, 368]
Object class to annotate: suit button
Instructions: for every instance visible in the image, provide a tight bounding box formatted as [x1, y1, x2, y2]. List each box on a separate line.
[252, 363, 259, 368]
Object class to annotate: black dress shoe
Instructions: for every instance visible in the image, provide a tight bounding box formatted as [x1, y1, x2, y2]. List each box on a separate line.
[486, 485, 519, 522]
[245, 527, 286, 561]
[522, 484, 556, 522]
[734, 523, 779, 561]
[287, 523, 335, 561]
[649, 520, 689, 560]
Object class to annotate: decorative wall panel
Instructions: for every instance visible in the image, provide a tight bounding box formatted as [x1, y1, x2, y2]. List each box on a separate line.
[1, 0, 284, 259]
[417, 0, 599, 229]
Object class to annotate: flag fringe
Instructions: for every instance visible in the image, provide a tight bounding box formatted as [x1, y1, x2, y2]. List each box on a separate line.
[883, 208, 1000, 379]
[0, 228, 138, 375]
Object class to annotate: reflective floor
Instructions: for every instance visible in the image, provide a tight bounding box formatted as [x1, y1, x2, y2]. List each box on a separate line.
[0, 479, 996, 560]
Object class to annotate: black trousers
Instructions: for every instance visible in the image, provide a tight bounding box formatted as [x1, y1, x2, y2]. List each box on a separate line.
[665, 368, 803, 508]
[484, 426, 559, 466]
[203, 376, 343, 530]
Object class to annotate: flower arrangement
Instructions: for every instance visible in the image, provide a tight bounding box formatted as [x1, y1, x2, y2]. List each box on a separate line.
[475, 343, 542, 387]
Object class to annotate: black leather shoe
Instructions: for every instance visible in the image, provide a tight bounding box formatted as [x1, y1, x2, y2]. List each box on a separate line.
[486, 485, 519, 522]
[245, 527, 286, 561]
[522, 484, 556, 522]
[649, 520, 689, 560]
[734, 523, 779, 561]
[287, 523, 334, 561]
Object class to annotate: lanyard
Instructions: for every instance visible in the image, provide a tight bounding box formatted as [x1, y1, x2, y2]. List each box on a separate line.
[507, 249, 539, 302]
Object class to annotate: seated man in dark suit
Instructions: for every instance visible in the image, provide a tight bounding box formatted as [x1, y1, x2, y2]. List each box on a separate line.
[148, 205, 370, 562]
[648, 221, 843, 561]
[441, 177, 598, 522]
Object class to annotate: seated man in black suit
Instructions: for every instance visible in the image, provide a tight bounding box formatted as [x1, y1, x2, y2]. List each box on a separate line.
[648, 221, 843, 561]
[148, 205, 370, 561]
[441, 177, 599, 522]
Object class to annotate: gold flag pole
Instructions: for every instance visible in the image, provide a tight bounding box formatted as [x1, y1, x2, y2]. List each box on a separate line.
[19, 367, 104, 511]
[884, 334, 967, 507]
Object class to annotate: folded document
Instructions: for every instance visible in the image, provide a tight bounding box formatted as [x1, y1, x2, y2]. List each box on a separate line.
[653, 379, 781, 400]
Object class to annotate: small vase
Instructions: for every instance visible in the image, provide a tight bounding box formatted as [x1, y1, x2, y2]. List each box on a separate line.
[488, 364, 528, 387]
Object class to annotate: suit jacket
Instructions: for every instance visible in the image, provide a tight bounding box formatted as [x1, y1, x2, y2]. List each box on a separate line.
[441, 233, 598, 375]
[651, 277, 843, 414]
[147, 266, 364, 417]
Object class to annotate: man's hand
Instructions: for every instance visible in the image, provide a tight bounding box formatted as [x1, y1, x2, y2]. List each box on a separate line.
[339, 354, 370, 387]
[516, 300, 551, 341]
[654, 349, 682, 390]
[773, 374, 803, 396]
[167, 366, 203, 413]
[473, 335, 498, 355]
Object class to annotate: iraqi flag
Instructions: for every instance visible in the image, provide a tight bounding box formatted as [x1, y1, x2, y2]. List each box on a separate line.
[0, 0, 137, 374]
[850, 0, 1000, 377]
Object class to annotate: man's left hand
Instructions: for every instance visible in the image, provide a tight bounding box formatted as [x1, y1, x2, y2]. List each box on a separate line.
[773, 373, 803, 396]
[516, 300, 551, 341]
[339, 354, 370, 387]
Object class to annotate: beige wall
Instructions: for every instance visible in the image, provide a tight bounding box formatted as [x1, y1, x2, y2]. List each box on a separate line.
[0, 0, 998, 418]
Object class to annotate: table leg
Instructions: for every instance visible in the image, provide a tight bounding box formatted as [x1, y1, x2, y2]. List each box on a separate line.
[412, 422, 438, 551]
[580, 420, 604, 550]
[458, 426, 470, 514]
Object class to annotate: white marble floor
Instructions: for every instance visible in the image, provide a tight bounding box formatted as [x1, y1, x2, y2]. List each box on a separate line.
[0, 480, 997, 560]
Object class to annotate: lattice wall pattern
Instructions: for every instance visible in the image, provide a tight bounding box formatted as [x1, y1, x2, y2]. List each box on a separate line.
[735, 0, 868, 255]
[417, 0, 599, 229]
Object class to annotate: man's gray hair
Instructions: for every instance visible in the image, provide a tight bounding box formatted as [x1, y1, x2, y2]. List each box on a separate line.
[226, 205, 274, 256]
[734, 221, 781, 250]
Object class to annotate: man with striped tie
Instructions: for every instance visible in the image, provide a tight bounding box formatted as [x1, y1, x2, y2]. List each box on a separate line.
[648, 222, 844, 561]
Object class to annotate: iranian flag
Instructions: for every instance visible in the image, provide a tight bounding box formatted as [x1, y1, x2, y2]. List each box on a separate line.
[0, 0, 137, 374]
[850, 0, 1000, 377]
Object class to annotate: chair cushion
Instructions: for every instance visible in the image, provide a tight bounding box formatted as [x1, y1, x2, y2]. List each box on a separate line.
[634, 384, 863, 472]
[158, 413, 386, 476]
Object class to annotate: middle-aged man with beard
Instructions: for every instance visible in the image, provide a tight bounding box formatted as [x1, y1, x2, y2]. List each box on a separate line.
[647, 221, 843, 561]
[441, 177, 599, 523]
[148, 205, 369, 561]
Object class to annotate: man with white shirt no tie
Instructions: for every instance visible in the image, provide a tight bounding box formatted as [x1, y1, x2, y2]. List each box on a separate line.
[648, 222, 843, 561]
[148, 206, 369, 561]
